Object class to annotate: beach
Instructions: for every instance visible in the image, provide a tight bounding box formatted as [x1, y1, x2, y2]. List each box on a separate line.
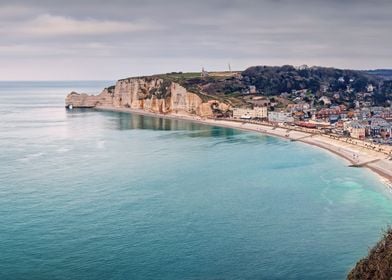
[95, 106, 392, 185]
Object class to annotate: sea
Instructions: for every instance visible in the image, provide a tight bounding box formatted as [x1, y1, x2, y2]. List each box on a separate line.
[1, 81, 392, 280]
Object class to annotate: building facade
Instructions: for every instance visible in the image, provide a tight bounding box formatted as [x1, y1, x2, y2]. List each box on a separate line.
[232, 107, 268, 119]
[268, 111, 294, 123]
[348, 121, 366, 140]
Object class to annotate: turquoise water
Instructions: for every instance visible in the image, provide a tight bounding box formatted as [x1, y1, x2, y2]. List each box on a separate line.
[1, 81, 392, 279]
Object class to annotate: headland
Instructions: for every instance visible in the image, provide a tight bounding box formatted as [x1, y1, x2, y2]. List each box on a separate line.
[65, 67, 392, 185]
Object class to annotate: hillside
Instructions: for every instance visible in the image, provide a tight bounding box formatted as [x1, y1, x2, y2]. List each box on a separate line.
[153, 65, 392, 108]
[348, 228, 392, 280]
[366, 69, 392, 80]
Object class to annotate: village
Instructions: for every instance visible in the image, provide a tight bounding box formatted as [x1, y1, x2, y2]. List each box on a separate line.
[229, 82, 392, 146]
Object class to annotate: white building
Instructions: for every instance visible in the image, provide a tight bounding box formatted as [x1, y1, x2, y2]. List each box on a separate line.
[249, 85, 257, 94]
[318, 96, 331, 106]
[254, 107, 268, 118]
[233, 108, 252, 119]
[268, 111, 294, 123]
[367, 84, 375, 93]
[232, 107, 267, 119]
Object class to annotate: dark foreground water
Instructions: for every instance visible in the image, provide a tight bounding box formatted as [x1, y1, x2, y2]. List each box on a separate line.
[1, 81, 392, 279]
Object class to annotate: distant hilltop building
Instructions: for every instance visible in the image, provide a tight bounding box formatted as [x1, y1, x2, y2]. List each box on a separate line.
[201, 67, 209, 78]
[296, 64, 309, 70]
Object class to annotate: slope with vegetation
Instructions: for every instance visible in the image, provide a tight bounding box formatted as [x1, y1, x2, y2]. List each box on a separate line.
[151, 65, 392, 109]
[348, 228, 392, 280]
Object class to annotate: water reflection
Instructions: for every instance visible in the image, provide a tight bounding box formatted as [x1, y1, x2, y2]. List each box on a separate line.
[65, 109, 286, 145]
[112, 111, 241, 138]
[65, 109, 245, 139]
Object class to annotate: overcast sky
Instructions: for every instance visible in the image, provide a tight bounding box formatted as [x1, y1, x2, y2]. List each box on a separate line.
[0, 0, 391, 80]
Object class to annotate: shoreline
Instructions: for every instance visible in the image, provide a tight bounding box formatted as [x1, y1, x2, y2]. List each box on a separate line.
[94, 106, 392, 185]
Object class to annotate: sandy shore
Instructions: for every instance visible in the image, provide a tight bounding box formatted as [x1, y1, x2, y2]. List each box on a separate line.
[95, 106, 392, 185]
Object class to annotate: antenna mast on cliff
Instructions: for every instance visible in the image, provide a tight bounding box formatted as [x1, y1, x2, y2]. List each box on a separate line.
[201, 67, 208, 78]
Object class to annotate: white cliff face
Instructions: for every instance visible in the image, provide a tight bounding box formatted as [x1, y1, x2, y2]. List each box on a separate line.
[66, 77, 230, 117]
[170, 83, 203, 114]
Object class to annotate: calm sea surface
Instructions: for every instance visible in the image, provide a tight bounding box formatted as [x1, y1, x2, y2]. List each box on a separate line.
[1, 81, 392, 279]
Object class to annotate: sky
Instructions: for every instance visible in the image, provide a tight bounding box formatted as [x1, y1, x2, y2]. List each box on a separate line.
[0, 0, 391, 80]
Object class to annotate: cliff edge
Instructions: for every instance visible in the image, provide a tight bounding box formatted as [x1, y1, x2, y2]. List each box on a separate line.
[348, 228, 392, 280]
[65, 76, 231, 118]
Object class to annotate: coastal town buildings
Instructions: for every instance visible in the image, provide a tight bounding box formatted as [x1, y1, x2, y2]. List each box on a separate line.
[381, 111, 392, 121]
[316, 107, 342, 120]
[268, 111, 295, 123]
[253, 107, 268, 119]
[318, 96, 331, 106]
[370, 118, 392, 139]
[231, 96, 392, 143]
[348, 121, 366, 140]
[232, 107, 267, 120]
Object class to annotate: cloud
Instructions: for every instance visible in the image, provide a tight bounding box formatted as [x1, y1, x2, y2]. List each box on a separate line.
[0, 4, 38, 18]
[0, 0, 392, 80]
[1, 14, 159, 37]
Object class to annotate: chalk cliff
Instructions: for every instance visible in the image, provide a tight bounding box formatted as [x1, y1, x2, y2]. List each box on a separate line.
[65, 77, 230, 118]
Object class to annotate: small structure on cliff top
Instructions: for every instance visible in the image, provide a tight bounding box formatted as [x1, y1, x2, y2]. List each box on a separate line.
[201, 67, 209, 78]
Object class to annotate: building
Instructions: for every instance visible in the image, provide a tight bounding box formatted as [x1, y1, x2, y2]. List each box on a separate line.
[249, 85, 257, 94]
[367, 84, 375, 93]
[268, 111, 294, 123]
[232, 108, 251, 119]
[253, 107, 268, 119]
[329, 115, 340, 123]
[357, 108, 371, 120]
[201, 67, 208, 78]
[348, 121, 366, 140]
[380, 111, 392, 121]
[287, 102, 311, 113]
[370, 107, 384, 115]
[370, 118, 392, 139]
[296, 64, 309, 70]
[318, 96, 331, 106]
[316, 107, 341, 119]
[232, 107, 268, 120]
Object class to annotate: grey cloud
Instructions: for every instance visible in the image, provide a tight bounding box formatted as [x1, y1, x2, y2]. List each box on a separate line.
[0, 0, 391, 80]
